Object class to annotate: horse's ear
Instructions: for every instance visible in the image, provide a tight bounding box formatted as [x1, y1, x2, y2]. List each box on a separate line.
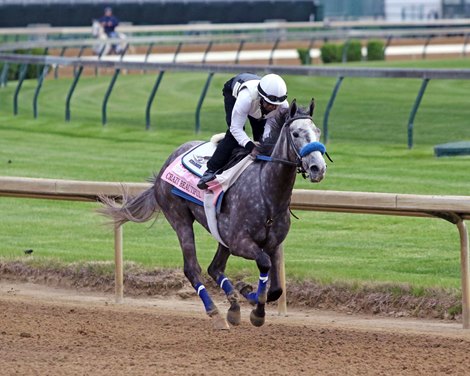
[309, 98, 315, 117]
[289, 98, 297, 118]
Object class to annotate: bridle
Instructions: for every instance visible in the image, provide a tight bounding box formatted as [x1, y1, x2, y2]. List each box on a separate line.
[256, 114, 333, 178]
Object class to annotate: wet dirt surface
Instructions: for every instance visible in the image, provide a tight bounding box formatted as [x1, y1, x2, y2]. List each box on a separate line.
[1, 281, 469, 376]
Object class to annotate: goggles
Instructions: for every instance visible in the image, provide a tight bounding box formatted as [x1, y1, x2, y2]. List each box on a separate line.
[258, 84, 287, 103]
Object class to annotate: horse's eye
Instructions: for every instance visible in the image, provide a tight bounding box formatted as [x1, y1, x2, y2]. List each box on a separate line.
[292, 132, 299, 138]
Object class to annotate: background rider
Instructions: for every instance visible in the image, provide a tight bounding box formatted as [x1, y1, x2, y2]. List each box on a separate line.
[98, 6, 120, 53]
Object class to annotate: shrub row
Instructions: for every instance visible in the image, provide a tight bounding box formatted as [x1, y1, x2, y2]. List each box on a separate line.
[297, 39, 385, 65]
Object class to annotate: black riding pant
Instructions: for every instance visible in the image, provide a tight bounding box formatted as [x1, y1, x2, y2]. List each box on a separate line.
[207, 78, 266, 172]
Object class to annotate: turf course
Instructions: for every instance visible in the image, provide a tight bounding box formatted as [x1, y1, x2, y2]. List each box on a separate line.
[0, 58, 469, 290]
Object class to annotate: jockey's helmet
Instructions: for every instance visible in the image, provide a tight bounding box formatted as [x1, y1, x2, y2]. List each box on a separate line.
[258, 74, 288, 105]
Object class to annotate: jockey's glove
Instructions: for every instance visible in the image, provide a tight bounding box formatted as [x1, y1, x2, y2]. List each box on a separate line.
[245, 141, 255, 152]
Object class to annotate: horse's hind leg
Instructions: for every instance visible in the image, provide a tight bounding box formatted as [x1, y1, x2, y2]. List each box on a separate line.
[164, 210, 229, 330]
[208, 244, 241, 326]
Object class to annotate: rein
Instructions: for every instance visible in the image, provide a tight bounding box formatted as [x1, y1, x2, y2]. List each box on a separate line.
[256, 115, 333, 177]
[256, 154, 298, 166]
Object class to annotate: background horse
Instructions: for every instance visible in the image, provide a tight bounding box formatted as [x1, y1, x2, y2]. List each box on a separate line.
[91, 19, 129, 56]
[100, 99, 327, 330]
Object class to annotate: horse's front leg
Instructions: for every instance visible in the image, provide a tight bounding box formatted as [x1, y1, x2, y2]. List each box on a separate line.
[230, 240, 271, 327]
[235, 247, 282, 304]
[249, 251, 271, 327]
[208, 244, 241, 326]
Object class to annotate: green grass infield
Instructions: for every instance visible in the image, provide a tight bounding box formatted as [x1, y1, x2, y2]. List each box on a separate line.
[0, 58, 469, 292]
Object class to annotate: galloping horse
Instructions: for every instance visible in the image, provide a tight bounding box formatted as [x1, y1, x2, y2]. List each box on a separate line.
[100, 99, 327, 329]
[91, 19, 128, 56]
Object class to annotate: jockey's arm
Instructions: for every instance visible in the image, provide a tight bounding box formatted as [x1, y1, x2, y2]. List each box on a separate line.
[229, 92, 255, 151]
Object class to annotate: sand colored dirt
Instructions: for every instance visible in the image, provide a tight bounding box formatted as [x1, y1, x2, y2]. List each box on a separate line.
[1, 281, 470, 376]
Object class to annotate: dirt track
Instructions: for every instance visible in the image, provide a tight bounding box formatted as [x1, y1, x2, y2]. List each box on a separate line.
[1, 282, 470, 376]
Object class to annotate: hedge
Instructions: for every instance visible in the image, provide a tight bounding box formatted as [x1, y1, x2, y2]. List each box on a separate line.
[367, 40, 385, 61]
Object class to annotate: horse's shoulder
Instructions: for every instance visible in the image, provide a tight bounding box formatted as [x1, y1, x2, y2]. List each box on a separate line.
[226, 160, 263, 195]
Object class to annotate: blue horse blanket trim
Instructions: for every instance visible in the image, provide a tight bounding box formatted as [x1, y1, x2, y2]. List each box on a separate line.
[171, 187, 204, 207]
[300, 141, 326, 157]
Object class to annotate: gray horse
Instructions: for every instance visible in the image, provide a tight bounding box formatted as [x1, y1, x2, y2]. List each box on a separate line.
[100, 99, 327, 329]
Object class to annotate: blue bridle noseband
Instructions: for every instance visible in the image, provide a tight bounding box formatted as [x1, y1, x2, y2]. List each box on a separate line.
[299, 141, 326, 157]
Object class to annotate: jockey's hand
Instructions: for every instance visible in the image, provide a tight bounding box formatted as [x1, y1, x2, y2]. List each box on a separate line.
[245, 141, 261, 158]
[250, 145, 261, 158]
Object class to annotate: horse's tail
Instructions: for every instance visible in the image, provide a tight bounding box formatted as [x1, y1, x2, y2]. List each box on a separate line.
[98, 178, 159, 227]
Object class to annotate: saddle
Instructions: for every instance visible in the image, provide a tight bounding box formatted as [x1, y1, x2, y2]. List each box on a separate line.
[161, 141, 254, 246]
[180, 141, 250, 179]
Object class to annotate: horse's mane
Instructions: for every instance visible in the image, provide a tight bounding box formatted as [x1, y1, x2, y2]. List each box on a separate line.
[257, 104, 312, 156]
[257, 108, 288, 156]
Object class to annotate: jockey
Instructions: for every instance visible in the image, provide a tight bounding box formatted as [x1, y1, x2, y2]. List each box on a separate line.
[197, 73, 289, 189]
[99, 7, 119, 38]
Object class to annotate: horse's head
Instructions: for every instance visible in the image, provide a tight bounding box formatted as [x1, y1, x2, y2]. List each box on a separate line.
[283, 99, 327, 183]
[91, 19, 107, 39]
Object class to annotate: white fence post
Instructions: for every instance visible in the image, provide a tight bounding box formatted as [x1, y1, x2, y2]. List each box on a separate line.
[277, 244, 287, 316]
[114, 223, 124, 303]
[457, 219, 470, 329]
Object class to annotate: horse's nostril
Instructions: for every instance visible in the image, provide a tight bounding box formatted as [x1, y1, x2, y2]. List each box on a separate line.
[309, 165, 327, 177]
[310, 165, 319, 174]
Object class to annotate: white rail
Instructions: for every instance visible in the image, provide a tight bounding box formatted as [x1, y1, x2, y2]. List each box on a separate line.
[2, 26, 470, 52]
[1, 176, 469, 328]
[1, 19, 470, 37]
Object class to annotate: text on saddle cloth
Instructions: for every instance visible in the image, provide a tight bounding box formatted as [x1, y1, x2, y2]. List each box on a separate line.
[161, 142, 218, 205]
[161, 156, 226, 245]
[161, 142, 254, 206]
[161, 157, 221, 206]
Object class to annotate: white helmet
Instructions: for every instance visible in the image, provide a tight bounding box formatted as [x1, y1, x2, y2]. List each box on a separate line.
[258, 74, 288, 105]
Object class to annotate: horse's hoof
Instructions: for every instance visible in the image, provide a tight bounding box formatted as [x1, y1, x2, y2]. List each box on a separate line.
[250, 309, 265, 327]
[212, 312, 230, 330]
[227, 304, 241, 326]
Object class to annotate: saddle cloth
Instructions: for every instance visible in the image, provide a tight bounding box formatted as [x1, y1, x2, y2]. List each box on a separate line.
[161, 142, 254, 246]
